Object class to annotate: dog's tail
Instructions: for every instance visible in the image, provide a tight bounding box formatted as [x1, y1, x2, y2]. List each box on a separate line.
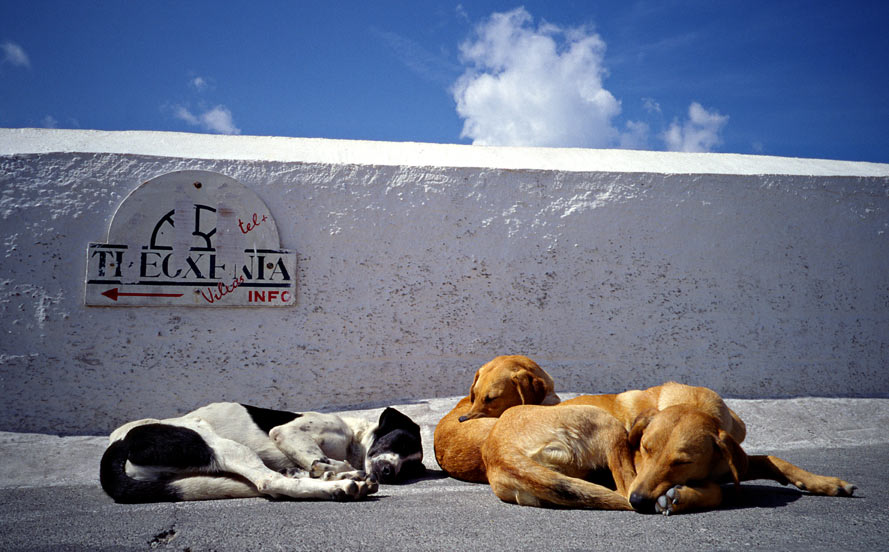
[99, 439, 182, 504]
[486, 453, 632, 510]
[99, 439, 182, 503]
[100, 438, 262, 503]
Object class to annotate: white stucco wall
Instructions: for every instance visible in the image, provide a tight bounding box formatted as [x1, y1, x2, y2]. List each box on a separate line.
[2, 128, 888, 434]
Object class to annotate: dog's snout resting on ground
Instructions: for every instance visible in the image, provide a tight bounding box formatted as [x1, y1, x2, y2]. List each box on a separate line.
[100, 403, 425, 503]
[624, 404, 747, 514]
[620, 401, 856, 515]
[434, 355, 560, 482]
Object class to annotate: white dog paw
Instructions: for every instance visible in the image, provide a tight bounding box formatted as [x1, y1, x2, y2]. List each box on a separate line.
[655, 486, 681, 516]
[310, 459, 332, 478]
[362, 478, 379, 496]
[320, 469, 367, 482]
[327, 476, 378, 500]
[280, 467, 309, 478]
[330, 480, 361, 501]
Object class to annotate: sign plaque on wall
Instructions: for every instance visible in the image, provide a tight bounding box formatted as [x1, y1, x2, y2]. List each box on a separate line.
[85, 170, 296, 307]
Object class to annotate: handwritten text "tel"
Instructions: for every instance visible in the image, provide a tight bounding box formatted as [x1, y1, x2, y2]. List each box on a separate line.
[239, 213, 268, 234]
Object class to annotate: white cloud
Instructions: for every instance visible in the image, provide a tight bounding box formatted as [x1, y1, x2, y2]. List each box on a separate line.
[619, 120, 650, 150]
[663, 102, 728, 152]
[173, 105, 199, 125]
[371, 27, 460, 86]
[41, 115, 58, 128]
[190, 76, 208, 91]
[642, 97, 661, 114]
[452, 7, 621, 148]
[201, 106, 240, 135]
[174, 105, 240, 135]
[1, 41, 30, 68]
[455, 4, 469, 23]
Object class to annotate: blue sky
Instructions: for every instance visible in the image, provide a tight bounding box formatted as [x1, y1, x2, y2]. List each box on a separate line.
[2, 1, 887, 163]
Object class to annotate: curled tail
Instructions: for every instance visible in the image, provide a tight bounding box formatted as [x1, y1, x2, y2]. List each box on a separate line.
[487, 453, 632, 510]
[99, 439, 181, 503]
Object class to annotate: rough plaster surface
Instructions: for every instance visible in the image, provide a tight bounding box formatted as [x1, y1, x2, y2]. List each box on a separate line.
[1, 129, 888, 434]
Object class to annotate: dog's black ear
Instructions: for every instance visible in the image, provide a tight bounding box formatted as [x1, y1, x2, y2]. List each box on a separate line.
[628, 409, 656, 450]
[377, 407, 420, 437]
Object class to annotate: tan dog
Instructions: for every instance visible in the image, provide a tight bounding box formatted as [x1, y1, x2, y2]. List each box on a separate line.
[561, 381, 747, 443]
[433, 355, 560, 482]
[536, 382, 856, 514]
[460, 355, 561, 421]
[482, 404, 636, 509]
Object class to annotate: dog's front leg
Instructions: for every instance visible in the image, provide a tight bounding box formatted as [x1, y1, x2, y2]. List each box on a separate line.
[196, 429, 374, 500]
[268, 426, 358, 477]
[606, 440, 636, 498]
[744, 455, 856, 496]
[653, 481, 724, 515]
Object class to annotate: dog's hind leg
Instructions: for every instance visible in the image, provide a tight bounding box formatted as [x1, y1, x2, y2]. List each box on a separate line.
[211, 438, 374, 500]
[487, 463, 633, 510]
[744, 455, 856, 496]
[170, 475, 263, 501]
[185, 419, 374, 500]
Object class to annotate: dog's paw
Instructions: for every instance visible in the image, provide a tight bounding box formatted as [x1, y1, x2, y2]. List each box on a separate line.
[311, 458, 356, 477]
[330, 480, 361, 501]
[795, 477, 857, 497]
[310, 458, 334, 478]
[280, 467, 309, 479]
[362, 477, 379, 496]
[321, 469, 368, 482]
[655, 486, 682, 516]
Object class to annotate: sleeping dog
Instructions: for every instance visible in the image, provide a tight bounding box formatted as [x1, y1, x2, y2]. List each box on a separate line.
[100, 403, 425, 503]
[434, 355, 561, 482]
[483, 383, 855, 514]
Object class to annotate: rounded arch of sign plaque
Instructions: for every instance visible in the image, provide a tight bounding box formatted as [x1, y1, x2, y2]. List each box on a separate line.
[85, 170, 296, 307]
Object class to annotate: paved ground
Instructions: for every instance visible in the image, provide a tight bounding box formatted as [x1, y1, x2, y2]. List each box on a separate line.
[2, 396, 888, 551]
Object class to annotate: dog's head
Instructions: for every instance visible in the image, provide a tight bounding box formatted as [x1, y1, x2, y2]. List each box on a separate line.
[365, 407, 425, 484]
[458, 355, 556, 422]
[626, 405, 748, 514]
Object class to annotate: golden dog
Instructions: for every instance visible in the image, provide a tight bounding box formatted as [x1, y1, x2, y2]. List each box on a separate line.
[482, 382, 855, 514]
[482, 404, 636, 509]
[433, 355, 560, 482]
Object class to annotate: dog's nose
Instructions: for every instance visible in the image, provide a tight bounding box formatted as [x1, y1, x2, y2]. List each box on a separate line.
[629, 492, 656, 513]
[458, 415, 469, 422]
[373, 465, 396, 484]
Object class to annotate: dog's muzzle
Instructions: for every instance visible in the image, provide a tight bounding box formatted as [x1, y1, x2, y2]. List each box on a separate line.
[629, 492, 657, 514]
[369, 458, 399, 484]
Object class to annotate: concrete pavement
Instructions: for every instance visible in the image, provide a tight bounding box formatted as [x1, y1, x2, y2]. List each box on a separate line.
[1, 396, 888, 551]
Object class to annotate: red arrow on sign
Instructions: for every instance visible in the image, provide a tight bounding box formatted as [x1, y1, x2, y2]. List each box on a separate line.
[101, 288, 184, 301]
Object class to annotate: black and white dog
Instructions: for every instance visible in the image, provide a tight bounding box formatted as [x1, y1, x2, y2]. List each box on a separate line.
[100, 403, 425, 503]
